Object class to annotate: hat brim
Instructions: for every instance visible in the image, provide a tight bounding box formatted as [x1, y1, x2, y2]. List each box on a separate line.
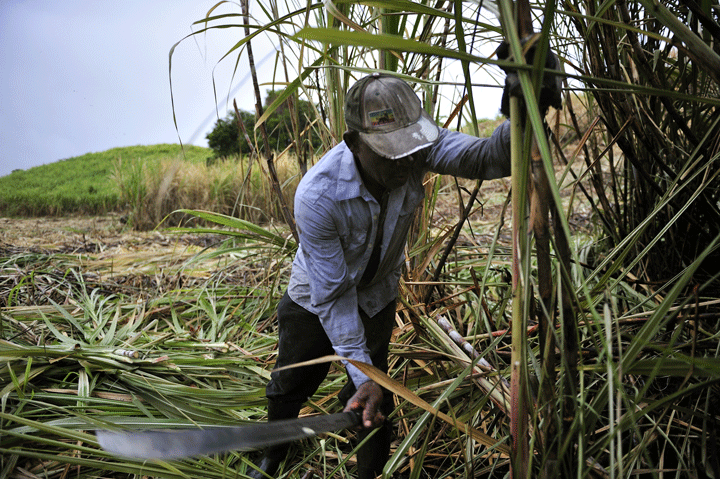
[359, 109, 439, 160]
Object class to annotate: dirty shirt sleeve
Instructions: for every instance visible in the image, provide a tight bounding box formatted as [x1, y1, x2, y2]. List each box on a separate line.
[426, 120, 512, 179]
[294, 194, 373, 388]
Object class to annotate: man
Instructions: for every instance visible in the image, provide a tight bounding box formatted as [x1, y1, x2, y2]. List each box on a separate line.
[250, 66, 560, 479]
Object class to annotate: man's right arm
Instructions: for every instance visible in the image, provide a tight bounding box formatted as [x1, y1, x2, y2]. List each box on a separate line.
[293, 195, 375, 388]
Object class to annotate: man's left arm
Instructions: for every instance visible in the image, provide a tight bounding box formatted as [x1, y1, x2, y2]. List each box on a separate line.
[424, 121, 512, 180]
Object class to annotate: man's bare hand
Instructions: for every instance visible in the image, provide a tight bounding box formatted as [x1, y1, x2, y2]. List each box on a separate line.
[343, 381, 384, 429]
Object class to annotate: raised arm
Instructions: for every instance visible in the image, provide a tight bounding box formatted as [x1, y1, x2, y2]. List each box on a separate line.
[424, 121, 512, 180]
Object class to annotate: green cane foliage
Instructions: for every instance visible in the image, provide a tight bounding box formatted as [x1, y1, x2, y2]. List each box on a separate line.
[1, 243, 284, 477]
[560, 0, 720, 285]
[180, 1, 719, 476]
[170, 209, 297, 253]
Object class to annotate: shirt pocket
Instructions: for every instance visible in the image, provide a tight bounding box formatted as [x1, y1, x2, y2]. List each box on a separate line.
[335, 204, 372, 270]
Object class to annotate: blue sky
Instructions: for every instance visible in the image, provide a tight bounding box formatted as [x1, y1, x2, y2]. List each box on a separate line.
[0, 1, 503, 178]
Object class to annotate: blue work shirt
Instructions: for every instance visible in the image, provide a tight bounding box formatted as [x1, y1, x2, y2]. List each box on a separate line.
[287, 122, 512, 387]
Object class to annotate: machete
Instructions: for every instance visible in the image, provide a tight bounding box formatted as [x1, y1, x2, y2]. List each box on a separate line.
[96, 411, 360, 460]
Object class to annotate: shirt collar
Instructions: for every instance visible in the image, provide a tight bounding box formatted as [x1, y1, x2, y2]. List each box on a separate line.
[334, 141, 412, 204]
[335, 142, 369, 201]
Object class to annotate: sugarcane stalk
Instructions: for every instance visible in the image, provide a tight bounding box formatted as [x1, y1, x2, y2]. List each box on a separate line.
[530, 136, 559, 477]
[498, 0, 534, 475]
[324, 3, 347, 141]
[241, 0, 298, 243]
[509, 93, 531, 479]
[430, 315, 511, 411]
[500, 0, 566, 475]
[552, 189, 578, 470]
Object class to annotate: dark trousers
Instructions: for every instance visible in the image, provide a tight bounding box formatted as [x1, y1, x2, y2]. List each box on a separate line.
[266, 291, 395, 406]
[265, 291, 396, 478]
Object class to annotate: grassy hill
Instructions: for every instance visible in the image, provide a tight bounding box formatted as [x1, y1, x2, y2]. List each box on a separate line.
[0, 144, 211, 217]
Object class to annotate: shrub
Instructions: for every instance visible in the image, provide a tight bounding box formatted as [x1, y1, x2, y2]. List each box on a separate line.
[206, 91, 323, 159]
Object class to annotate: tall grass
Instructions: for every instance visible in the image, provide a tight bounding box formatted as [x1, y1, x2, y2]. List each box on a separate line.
[113, 153, 301, 230]
[0, 144, 210, 217]
[0, 141, 302, 229]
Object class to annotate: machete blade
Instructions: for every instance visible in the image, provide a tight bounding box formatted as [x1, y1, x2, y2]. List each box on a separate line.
[96, 411, 360, 460]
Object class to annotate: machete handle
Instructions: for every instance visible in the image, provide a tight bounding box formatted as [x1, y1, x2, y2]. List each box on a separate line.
[346, 409, 362, 426]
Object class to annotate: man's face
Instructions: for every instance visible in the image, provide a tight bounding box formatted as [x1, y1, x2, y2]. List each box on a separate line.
[348, 135, 417, 192]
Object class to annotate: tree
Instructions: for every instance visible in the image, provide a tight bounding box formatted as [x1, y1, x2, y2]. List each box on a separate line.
[206, 109, 255, 159]
[206, 90, 322, 159]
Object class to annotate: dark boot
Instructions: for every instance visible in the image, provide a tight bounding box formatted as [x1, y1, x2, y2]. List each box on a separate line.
[247, 400, 302, 479]
[248, 445, 290, 479]
[356, 419, 392, 479]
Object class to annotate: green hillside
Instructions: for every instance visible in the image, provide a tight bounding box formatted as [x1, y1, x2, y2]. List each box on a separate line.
[0, 144, 210, 217]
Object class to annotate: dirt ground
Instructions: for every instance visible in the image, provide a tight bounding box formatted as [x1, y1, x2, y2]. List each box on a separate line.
[0, 195, 502, 253]
[0, 214, 220, 251]
[0, 172, 592, 259]
[1, 215, 127, 251]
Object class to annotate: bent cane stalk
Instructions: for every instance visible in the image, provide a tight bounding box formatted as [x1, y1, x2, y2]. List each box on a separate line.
[424, 182, 482, 305]
[432, 314, 511, 411]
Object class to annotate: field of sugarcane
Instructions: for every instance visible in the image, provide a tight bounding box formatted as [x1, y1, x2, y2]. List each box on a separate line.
[2, 0, 720, 478]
